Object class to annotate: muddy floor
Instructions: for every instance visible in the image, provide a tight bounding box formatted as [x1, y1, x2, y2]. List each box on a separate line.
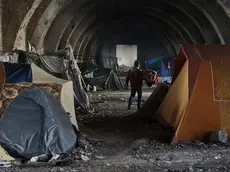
[4, 88, 230, 172]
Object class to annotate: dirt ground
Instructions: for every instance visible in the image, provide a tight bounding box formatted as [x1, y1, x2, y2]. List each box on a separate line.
[4, 88, 230, 172]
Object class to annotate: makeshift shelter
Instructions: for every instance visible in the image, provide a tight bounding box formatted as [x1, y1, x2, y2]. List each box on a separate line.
[78, 62, 124, 90]
[17, 50, 65, 78]
[0, 62, 78, 130]
[156, 44, 230, 143]
[147, 57, 174, 76]
[0, 48, 91, 113]
[0, 87, 77, 159]
[62, 45, 91, 113]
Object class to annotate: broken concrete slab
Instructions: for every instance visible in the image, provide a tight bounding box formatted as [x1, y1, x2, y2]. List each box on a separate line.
[210, 130, 228, 144]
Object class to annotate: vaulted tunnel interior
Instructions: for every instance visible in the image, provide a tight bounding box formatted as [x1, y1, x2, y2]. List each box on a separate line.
[1, 0, 230, 68]
[2, 1, 230, 169]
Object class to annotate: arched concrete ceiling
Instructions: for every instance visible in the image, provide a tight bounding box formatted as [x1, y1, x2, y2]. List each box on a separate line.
[1, 0, 230, 62]
[84, 16, 181, 60]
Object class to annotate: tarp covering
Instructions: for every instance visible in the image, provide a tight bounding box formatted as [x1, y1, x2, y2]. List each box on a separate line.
[17, 50, 41, 64]
[8, 49, 91, 113]
[63, 45, 91, 112]
[17, 50, 64, 78]
[0, 87, 77, 159]
[40, 55, 65, 76]
[3, 62, 32, 83]
[0, 81, 78, 131]
[147, 57, 174, 77]
[78, 62, 124, 90]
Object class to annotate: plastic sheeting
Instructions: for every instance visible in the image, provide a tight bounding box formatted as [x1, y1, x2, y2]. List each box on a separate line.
[0, 87, 77, 159]
[63, 45, 91, 113]
[17, 50, 41, 64]
[40, 55, 65, 74]
[14, 49, 91, 113]
[147, 57, 174, 76]
[17, 51, 64, 79]
[3, 62, 32, 83]
[78, 62, 124, 90]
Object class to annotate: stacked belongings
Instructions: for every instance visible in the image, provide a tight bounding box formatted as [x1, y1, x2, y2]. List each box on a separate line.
[0, 64, 77, 162]
[156, 44, 230, 143]
[0, 62, 78, 130]
[78, 62, 124, 90]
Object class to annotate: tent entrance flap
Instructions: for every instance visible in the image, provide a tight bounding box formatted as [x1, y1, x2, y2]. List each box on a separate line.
[157, 60, 189, 129]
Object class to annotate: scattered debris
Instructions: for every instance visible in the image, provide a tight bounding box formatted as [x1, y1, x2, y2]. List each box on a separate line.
[130, 138, 149, 149]
[94, 155, 106, 160]
[80, 155, 89, 161]
[0, 161, 11, 168]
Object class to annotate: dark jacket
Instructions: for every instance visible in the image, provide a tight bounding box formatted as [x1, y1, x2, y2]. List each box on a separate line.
[126, 67, 144, 88]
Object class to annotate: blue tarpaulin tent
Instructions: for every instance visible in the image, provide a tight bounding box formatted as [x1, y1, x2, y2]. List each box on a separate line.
[0, 87, 77, 159]
[147, 57, 173, 77]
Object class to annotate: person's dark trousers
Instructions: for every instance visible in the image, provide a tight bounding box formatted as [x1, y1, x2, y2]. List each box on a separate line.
[128, 86, 142, 110]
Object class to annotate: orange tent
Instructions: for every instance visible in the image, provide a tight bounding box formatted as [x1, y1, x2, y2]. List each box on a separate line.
[156, 44, 230, 143]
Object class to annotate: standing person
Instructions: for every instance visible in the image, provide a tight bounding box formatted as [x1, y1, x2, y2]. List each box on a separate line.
[125, 60, 144, 110]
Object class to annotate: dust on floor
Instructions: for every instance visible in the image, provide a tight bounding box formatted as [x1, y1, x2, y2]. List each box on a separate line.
[4, 89, 230, 172]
